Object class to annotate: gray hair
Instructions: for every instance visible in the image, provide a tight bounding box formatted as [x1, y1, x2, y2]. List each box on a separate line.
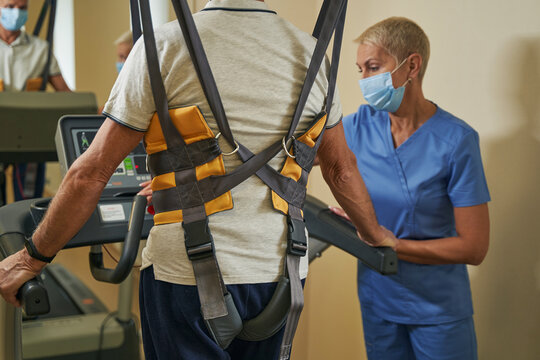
[356, 17, 430, 80]
[114, 31, 133, 46]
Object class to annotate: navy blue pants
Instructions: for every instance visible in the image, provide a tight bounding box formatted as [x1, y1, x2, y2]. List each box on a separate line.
[139, 266, 287, 360]
[361, 307, 478, 360]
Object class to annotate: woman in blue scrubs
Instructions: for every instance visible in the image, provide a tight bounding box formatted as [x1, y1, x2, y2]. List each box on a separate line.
[334, 17, 491, 360]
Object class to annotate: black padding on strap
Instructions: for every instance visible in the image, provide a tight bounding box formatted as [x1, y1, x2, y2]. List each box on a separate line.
[148, 138, 221, 177]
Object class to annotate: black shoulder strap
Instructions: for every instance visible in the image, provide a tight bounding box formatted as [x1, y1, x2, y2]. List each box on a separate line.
[39, 0, 56, 91]
[138, 0, 187, 151]
[130, 0, 142, 44]
[169, 0, 344, 148]
[170, 0, 236, 148]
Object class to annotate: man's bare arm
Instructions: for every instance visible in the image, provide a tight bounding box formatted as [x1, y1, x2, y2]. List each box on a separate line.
[317, 122, 394, 246]
[49, 74, 71, 92]
[0, 119, 143, 305]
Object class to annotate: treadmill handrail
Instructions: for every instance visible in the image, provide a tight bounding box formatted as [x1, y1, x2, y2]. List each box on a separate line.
[0, 231, 50, 316]
[89, 195, 147, 284]
[303, 195, 398, 275]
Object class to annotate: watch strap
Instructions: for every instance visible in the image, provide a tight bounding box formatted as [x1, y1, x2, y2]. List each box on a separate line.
[24, 237, 55, 263]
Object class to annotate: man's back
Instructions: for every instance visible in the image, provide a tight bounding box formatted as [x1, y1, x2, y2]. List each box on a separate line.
[103, 0, 341, 286]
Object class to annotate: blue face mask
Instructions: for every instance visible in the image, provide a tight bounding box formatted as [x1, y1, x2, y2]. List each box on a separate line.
[116, 62, 124, 73]
[359, 57, 411, 113]
[0, 7, 28, 31]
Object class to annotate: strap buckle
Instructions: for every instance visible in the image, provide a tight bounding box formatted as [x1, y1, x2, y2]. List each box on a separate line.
[183, 218, 215, 261]
[286, 215, 307, 257]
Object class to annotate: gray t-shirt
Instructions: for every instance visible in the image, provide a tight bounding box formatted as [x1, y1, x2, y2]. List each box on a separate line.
[0, 32, 60, 92]
[103, 0, 342, 285]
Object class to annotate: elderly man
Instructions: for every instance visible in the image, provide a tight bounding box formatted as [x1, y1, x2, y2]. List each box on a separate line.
[0, 0, 70, 92]
[0, 0, 71, 204]
[0, 1, 395, 359]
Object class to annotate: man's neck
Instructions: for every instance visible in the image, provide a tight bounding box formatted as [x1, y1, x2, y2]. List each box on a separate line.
[0, 26, 21, 45]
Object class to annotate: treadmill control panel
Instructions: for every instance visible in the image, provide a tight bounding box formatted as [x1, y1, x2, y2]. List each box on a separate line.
[55, 115, 151, 198]
[71, 128, 151, 188]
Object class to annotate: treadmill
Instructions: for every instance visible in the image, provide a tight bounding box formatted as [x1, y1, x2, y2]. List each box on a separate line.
[0, 115, 153, 360]
[0, 115, 396, 360]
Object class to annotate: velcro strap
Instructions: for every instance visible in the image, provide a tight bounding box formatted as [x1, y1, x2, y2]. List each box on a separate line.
[148, 138, 221, 177]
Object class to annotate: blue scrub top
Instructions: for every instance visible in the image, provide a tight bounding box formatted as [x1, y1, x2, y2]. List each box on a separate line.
[343, 105, 490, 324]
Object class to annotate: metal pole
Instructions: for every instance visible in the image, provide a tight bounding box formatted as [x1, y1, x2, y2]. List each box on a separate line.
[116, 270, 134, 323]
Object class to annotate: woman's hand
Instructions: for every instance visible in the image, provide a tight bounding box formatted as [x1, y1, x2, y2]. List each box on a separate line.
[138, 180, 153, 205]
[330, 206, 398, 249]
[329, 206, 351, 221]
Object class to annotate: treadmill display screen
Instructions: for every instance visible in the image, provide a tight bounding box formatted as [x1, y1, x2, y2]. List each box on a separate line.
[70, 128, 151, 190]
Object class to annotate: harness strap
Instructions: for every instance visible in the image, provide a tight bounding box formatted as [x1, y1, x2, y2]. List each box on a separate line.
[182, 209, 229, 319]
[129, 0, 142, 44]
[133, 0, 348, 354]
[170, 0, 235, 147]
[279, 205, 306, 359]
[139, 0, 188, 151]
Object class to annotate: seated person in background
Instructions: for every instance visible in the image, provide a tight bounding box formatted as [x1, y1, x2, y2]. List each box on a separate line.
[0, 0, 70, 92]
[0, 0, 71, 203]
[332, 17, 490, 360]
[114, 31, 132, 74]
[98, 31, 133, 114]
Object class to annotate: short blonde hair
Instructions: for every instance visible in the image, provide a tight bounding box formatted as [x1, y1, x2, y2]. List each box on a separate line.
[114, 31, 133, 46]
[357, 17, 430, 80]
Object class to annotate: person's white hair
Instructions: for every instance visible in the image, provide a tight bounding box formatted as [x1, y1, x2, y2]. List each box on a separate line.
[114, 31, 133, 46]
[356, 17, 430, 80]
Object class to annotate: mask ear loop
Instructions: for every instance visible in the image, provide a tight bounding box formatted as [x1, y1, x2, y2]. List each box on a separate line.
[391, 57, 409, 75]
[401, 78, 412, 87]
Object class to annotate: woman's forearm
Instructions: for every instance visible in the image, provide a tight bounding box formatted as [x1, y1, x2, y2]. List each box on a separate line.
[396, 236, 485, 265]
[396, 203, 490, 265]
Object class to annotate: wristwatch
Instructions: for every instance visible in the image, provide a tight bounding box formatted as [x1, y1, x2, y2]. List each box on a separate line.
[24, 237, 55, 263]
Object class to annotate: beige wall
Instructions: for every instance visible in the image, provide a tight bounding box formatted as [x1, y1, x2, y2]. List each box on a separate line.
[286, 1, 540, 360]
[37, 1, 540, 359]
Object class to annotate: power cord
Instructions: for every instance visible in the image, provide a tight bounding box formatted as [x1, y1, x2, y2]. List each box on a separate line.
[97, 311, 119, 360]
[103, 244, 141, 269]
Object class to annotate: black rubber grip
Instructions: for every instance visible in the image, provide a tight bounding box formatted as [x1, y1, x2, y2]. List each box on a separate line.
[17, 278, 50, 316]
